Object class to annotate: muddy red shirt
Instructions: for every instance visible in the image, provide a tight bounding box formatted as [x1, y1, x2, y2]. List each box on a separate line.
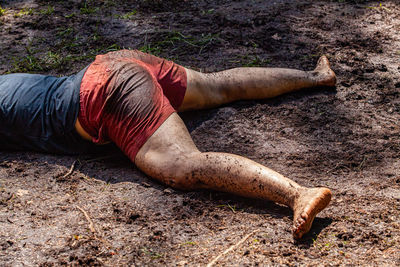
[78, 50, 187, 161]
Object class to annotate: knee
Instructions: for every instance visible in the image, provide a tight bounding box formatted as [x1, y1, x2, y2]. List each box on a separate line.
[160, 152, 202, 190]
[138, 151, 202, 190]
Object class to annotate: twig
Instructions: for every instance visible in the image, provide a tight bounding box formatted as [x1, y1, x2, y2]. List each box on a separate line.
[357, 156, 367, 171]
[63, 160, 77, 178]
[76, 205, 96, 234]
[75, 206, 113, 249]
[206, 230, 258, 267]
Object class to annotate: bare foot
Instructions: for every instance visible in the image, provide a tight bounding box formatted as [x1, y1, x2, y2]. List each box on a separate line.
[313, 55, 336, 87]
[292, 187, 332, 239]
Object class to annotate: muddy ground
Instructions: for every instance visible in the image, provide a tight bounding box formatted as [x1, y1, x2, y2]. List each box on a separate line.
[0, 0, 399, 266]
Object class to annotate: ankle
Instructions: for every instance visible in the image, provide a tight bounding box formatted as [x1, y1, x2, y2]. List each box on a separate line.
[292, 187, 310, 209]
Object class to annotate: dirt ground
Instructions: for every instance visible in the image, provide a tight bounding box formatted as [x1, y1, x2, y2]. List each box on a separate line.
[1, 0, 399, 266]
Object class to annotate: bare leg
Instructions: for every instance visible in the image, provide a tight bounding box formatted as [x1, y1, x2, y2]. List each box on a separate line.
[135, 113, 331, 239]
[180, 56, 336, 111]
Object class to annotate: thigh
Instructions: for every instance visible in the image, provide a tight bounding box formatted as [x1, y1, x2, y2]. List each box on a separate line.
[179, 68, 204, 111]
[179, 68, 225, 111]
[135, 112, 199, 183]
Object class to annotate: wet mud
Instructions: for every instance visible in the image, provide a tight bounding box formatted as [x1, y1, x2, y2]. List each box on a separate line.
[0, 0, 399, 266]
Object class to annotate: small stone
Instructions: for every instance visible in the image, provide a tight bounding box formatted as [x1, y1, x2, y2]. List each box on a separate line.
[364, 67, 374, 73]
[163, 188, 173, 194]
[16, 189, 28, 196]
[142, 182, 151, 187]
[341, 81, 351, 87]
[378, 64, 387, 72]
[272, 33, 281, 40]
[176, 261, 188, 267]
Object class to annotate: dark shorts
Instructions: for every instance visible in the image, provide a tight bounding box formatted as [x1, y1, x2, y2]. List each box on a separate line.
[0, 67, 93, 154]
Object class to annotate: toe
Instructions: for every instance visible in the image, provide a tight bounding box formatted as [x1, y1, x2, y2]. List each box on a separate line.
[293, 218, 305, 235]
[295, 217, 305, 228]
[301, 212, 309, 220]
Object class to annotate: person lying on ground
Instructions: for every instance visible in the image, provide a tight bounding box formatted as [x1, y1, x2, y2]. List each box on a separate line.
[0, 50, 336, 238]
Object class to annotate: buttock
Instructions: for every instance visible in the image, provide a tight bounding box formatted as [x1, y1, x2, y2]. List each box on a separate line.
[96, 50, 187, 109]
[78, 51, 184, 161]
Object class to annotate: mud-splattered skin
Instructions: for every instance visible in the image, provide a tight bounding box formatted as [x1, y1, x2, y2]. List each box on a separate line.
[179, 56, 335, 111]
[134, 56, 335, 238]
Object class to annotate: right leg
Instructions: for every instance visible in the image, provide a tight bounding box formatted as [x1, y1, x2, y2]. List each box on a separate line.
[179, 56, 336, 111]
[135, 113, 332, 239]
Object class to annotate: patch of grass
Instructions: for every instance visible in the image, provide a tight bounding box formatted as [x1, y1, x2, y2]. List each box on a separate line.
[139, 43, 162, 56]
[229, 54, 270, 67]
[92, 32, 100, 41]
[251, 41, 258, 48]
[104, 0, 117, 7]
[105, 43, 121, 52]
[64, 12, 75, 18]
[217, 203, 237, 213]
[9, 51, 63, 73]
[367, 2, 391, 12]
[82, 42, 122, 56]
[10, 54, 43, 73]
[14, 7, 34, 17]
[180, 241, 197, 246]
[7, 24, 122, 74]
[54, 27, 82, 51]
[0, 6, 6, 16]
[232, 54, 270, 67]
[57, 27, 74, 38]
[80, 3, 99, 15]
[43, 51, 64, 68]
[7, 45, 97, 74]
[167, 32, 219, 52]
[201, 8, 214, 15]
[40, 6, 54, 15]
[141, 247, 163, 259]
[243, 56, 270, 67]
[116, 10, 137, 19]
[312, 233, 338, 252]
[140, 31, 219, 56]
[59, 37, 80, 50]
[12, 6, 54, 17]
[55, 26, 121, 58]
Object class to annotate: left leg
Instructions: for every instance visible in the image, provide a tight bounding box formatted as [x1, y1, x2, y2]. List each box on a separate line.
[135, 113, 331, 239]
[179, 56, 336, 111]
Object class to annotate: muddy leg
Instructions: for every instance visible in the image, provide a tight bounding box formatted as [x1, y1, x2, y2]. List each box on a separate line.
[180, 56, 336, 111]
[135, 113, 331, 238]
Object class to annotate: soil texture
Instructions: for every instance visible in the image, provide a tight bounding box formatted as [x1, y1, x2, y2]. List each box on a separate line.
[0, 0, 399, 266]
